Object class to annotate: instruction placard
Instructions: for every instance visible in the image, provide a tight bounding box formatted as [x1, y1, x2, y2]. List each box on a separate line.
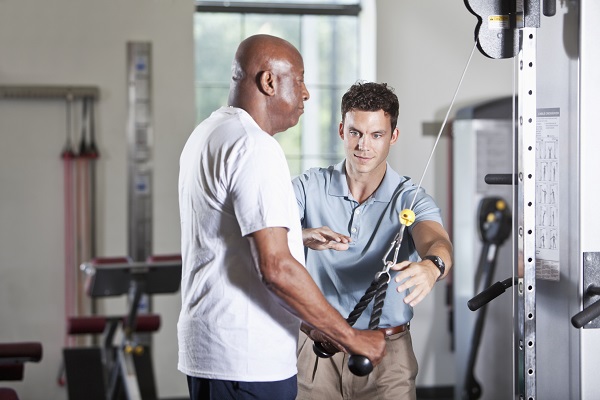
[535, 108, 560, 281]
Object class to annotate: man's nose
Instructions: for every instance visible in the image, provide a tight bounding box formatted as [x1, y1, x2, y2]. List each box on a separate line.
[302, 83, 310, 101]
[358, 135, 367, 150]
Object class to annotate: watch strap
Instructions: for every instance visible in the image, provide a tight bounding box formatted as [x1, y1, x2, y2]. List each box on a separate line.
[423, 255, 445, 281]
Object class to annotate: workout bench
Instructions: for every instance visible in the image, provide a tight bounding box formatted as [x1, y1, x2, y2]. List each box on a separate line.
[0, 342, 42, 400]
[63, 255, 181, 400]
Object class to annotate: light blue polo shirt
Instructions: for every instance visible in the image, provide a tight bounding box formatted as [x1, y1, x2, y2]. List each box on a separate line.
[292, 161, 443, 329]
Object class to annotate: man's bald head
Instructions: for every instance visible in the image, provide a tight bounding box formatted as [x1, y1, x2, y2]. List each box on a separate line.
[230, 34, 301, 85]
[227, 34, 309, 135]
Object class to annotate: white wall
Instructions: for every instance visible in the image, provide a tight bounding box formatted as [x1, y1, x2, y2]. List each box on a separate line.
[375, 0, 514, 387]
[0, 1, 195, 399]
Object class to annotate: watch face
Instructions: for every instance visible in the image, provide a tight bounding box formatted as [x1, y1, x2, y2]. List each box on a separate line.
[435, 256, 445, 270]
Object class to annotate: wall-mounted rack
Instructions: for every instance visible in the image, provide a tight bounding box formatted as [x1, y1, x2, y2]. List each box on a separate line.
[0, 85, 99, 100]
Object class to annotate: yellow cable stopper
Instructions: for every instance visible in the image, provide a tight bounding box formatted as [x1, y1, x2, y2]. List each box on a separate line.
[399, 209, 416, 226]
[496, 200, 506, 211]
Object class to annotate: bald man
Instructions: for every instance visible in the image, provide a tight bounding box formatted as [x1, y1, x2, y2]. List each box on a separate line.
[177, 35, 386, 400]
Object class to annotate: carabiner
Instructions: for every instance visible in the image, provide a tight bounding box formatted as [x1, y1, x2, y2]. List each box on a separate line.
[375, 261, 394, 284]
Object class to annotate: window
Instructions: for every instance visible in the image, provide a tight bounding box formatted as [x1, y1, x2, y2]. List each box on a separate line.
[194, 1, 371, 175]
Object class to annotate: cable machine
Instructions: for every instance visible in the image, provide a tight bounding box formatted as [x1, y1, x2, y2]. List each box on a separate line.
[457, 0, 600, 398]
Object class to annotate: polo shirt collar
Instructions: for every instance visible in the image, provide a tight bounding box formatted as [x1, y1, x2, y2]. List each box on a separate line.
[329, 160, 406, 203]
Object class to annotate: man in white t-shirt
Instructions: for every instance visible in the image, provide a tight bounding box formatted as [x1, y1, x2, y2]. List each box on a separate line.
[178, 34, 386, 400]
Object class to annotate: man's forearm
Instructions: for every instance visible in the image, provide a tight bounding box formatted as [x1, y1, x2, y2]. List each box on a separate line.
[252, 227, 355, 345]
[261, 251, 355, 346]
[413, 221, 453, 278]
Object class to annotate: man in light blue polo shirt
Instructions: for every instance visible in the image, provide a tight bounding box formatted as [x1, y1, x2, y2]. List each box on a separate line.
[293, 82, 453, 400]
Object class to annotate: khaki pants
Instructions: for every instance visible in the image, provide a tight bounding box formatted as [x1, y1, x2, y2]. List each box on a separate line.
[296, 330, 418, 400]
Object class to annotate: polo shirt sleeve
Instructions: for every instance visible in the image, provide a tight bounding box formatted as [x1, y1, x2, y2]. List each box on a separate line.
[291, 174, 307, 226]
[407, 186, 444, 228]
[229, 134, 296, 237]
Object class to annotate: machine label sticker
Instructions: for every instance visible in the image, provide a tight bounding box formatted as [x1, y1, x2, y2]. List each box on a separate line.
[535, 107, 560, 281]
[488, 15, 509, 30]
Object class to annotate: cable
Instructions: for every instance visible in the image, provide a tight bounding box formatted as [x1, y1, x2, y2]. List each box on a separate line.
[409, 42, 477, 211]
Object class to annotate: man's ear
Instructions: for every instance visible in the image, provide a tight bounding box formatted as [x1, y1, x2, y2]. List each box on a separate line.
[390, 127, 399, 145]
[338, 121, 344, 140]
[258, 70, 276, 96]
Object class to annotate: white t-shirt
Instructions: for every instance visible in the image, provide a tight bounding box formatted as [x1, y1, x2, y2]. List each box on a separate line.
[177, 106, 305, 382]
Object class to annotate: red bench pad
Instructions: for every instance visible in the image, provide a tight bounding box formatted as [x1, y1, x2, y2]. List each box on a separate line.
[67, 314, 161, 335]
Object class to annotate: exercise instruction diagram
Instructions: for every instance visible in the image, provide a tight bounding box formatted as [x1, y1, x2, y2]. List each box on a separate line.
[536, 108, 559, 281]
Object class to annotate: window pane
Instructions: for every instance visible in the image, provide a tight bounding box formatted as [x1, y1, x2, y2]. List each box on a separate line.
[282, 86, 347, 175]
[244, 15, 301, 46]
[194, 13, 242, 83]
[275, 123, 303, 176]
[303, 15, 358, 86]
[194, 85, 229, 123]
[194, 7, 361, 174]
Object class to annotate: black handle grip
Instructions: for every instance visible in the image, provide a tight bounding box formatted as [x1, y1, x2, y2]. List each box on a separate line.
[348, 355, 373, 376]
[572, 296, 600, 328]
[543, 0, 556, 17]
[468, 278, 514, 311]
[313, 342, 373, 376]
[312, 342, 335, 358]
[484, 174, 515, 185]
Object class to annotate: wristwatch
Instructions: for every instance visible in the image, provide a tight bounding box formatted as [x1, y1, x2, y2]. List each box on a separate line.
[423, 255, 445, 281]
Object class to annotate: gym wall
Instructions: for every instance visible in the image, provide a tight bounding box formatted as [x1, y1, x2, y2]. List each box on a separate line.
[0, 1, 195, 399]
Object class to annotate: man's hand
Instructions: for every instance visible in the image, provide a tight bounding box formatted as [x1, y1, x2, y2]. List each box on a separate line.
[344, 329, 386, 367]
[301, 323, 386, 367]
[391, 220, 453, 307]
[303, 226, 351, 251]
[391, 259, 439, 307]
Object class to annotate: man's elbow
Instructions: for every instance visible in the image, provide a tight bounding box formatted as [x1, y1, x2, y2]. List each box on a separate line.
[260, 258, 290, 291]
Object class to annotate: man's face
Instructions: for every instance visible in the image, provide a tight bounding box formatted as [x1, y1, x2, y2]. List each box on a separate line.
[339, 109, 399, 177]
[270, 51, 310, 133]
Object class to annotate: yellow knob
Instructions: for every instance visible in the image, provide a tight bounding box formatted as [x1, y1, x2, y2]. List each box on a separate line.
[496, 200, 506, 211]
[399, 209, 416, 226]
[134, 346, 144, 356]
[124, 345, 133, 354]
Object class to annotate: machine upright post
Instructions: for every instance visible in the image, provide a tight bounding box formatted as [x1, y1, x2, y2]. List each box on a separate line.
[516, 26, 537, 400]
[126, 42, 153, 265]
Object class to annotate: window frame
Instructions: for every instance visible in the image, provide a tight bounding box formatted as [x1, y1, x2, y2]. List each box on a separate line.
[195, 1, 361, 16]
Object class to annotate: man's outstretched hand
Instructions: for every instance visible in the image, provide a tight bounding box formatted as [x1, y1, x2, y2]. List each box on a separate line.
[302, 226, 351, 251]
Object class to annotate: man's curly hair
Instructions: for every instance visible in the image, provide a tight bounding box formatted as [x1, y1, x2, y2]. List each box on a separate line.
[341, 81, 399, 130]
